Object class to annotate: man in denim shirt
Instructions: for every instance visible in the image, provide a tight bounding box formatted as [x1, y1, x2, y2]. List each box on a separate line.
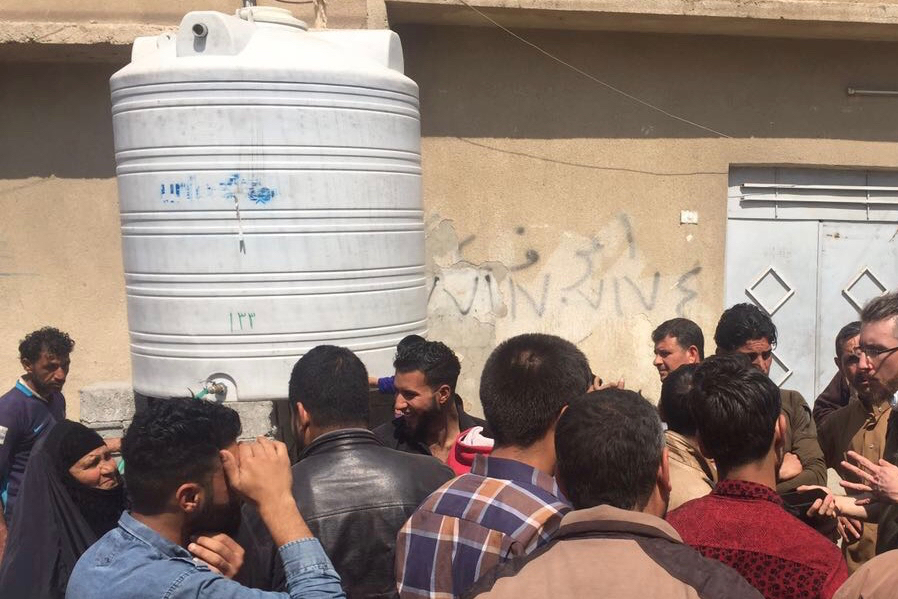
[67, 399, 345, 599]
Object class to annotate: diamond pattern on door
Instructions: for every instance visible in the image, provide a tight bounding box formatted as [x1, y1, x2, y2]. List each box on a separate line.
[842, 267, 887, 312]
[746, 267, 795, 316]
[769, 352, 794, 387]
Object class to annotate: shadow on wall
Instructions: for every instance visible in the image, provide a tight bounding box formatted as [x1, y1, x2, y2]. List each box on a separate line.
[0, 62, 121, 179]
[395, 24, 898, 141]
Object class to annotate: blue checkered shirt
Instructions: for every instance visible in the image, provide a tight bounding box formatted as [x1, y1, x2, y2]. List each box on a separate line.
[395, 455, 570, 598]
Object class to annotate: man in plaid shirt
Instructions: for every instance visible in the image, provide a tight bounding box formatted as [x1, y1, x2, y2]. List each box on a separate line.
[395, 333, 594, 598]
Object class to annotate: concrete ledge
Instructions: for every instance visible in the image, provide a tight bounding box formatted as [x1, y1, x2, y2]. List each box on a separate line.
[80, 382, 137, 425]
[78, 382, 281, 440]
[0, 21, 170, 62]
[0, 20, 169, 45]
[386, 0, 898, 41]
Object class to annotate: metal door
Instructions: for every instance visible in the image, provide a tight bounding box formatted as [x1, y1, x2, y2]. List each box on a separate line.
[816, 222, 898, 394]
[727, 167, 898, 405]
[724, 220, 819, 397]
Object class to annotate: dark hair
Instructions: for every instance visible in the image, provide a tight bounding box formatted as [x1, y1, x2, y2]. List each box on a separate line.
[688, 354, 781, 476]
[652, 318, 705, 360]
[393, 340, 460, 392]
[397, 334, 426, 352]
[714, 303, 778, 352]
[288, 345, 369, 428]
[659, 363, 699, 436]
[835, 321, 862, 358]
[19, 327, 75, 363]
[122, 399, 242, 514]
[556, 389, 664, 511]
[861, 292, 898, 333]
[479, 333, 591, 448]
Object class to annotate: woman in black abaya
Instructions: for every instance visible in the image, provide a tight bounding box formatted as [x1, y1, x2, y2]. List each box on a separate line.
[0, 419, 126, 599]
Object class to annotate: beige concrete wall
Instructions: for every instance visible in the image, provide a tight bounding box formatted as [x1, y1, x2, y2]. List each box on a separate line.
[397, 25, 898, 411]
[2, 0, 368, 29]
[5, 24, 898, 418]
[0, 62, 129, 419]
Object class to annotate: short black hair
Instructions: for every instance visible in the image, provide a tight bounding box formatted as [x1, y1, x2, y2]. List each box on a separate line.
[688, 354, 781, 476]
[288, 345, 369, 429]
[556, 389, 664, 511]
[397, 334, 426, 352]
[122, 399, 242, 514]
[652, 318, 705, 360]
[394, 340, 460, 392]
[714, 303, 778, 352]
[19, 327, 75, 363]
[659, 363, 699, 437]
[479, 333, 591, 448]
[835, 321, 861, 359]
[861, 291, 898, 334]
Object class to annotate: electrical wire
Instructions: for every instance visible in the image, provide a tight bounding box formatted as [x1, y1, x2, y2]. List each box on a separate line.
[454, 0, 732, 139]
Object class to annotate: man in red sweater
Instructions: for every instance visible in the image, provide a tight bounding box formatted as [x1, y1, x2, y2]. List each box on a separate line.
[667, 354, 847, 599]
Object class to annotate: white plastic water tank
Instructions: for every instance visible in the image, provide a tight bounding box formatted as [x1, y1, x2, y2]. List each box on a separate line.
[110, 7, 425, 401]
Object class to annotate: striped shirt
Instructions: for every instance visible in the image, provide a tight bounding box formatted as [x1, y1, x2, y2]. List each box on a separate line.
[396, 455, 570, 598]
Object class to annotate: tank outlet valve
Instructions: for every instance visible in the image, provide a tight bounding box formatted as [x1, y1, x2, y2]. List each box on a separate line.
[192, 23, 209, 39]
[191, 381, 228, 400]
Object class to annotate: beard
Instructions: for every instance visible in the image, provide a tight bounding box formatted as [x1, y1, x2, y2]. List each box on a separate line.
[406, 394, 442, 439]
[193, 488, 243, 537]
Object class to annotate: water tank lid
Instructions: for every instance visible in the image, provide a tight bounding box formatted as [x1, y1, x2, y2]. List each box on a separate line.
[235, 6, 308, 30]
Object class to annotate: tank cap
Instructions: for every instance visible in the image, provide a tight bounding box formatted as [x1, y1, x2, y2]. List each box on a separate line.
[235, 6, 308, 30]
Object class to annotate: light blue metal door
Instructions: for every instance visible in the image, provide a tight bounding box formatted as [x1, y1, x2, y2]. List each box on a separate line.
[727, 167, 898, 405]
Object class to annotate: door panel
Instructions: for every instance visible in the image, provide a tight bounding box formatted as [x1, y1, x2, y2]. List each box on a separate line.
[816, 222, 898, 396]
[725, 220, 819, 400]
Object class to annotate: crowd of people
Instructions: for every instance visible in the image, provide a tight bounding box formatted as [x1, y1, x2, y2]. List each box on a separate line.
[1, 291, 898, 599]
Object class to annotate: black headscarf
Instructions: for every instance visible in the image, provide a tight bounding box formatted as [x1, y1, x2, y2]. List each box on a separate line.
[0, 420, 126, 599]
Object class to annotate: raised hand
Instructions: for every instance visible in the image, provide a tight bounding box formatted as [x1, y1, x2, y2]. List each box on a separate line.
[220, 436, 293, 508]
[840, 451, 898, 504]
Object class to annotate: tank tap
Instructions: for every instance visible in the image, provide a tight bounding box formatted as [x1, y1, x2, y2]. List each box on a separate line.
[243, 0, 257, 6]
[191, 381, 228, 400]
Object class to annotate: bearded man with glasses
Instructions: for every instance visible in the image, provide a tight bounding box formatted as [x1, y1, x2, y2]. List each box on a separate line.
[714, 303, 827, 493]
[837, 291, 898, 554]
[799, 292, 898, 599]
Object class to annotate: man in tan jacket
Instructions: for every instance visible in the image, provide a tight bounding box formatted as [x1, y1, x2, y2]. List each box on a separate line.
[659, 364, 717, 510]
[463, 389, 761, 599]
[818, 321, 890, 572]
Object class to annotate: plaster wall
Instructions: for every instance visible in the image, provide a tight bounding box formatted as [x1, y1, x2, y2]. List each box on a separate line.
[1, 0, 369, 29]
[398, 26, 898, 411]
[0, 62, 127, 420]
[4, 27, 898, 418]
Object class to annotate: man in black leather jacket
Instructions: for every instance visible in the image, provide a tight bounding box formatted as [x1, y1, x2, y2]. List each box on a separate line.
[239, 345, 453, 599]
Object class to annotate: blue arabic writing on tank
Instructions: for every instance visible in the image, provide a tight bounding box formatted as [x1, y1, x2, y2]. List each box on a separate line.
[158, 174, 276, 205]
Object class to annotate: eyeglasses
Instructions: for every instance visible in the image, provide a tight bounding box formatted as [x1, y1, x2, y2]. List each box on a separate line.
[857, 345, 898, 363]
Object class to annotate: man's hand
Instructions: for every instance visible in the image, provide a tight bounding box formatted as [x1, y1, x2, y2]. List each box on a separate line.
[778, 452, 803, 481]
[798, 484, 869, 521]
[840, 451, 898, 503]
[104, 437, 122, 453]
[802, 487, 838, 519]
[221, 437, 312, 548]
[837, 516, 863, 546]
[189, 533, 245, 579]
[220, 436, 292, 508]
